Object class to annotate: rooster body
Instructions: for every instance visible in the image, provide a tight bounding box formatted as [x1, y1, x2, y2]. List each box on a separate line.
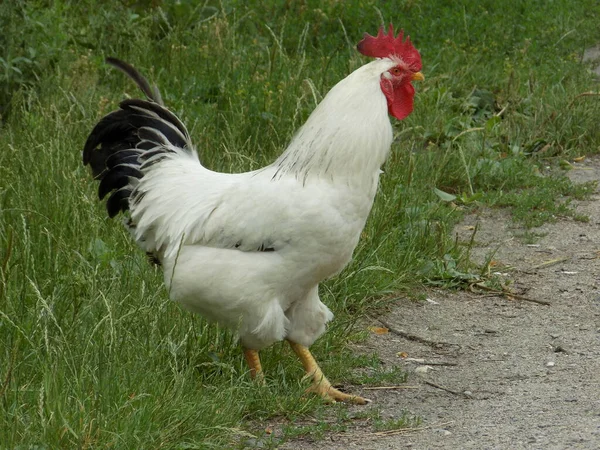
[84, 26, 422, 403]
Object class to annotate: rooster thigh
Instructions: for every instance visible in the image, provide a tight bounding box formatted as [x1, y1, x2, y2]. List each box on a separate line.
[162, 246, 332, 350]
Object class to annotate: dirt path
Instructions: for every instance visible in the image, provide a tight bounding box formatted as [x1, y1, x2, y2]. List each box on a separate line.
[283, 157, 600, 449]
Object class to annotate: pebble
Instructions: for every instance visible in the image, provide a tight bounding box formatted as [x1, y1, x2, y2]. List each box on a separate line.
[415, 365, 434, 374]
[434, 428, 452, 436]
[546, 361, 555, 367]
[242, 438, 266, 448]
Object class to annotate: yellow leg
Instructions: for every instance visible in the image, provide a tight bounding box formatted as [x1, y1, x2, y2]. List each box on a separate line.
[243, 348, 264, 381]
[287, 340, 370, 405]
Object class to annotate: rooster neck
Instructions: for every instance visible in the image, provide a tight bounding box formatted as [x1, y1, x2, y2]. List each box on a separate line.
[271, 59, 396, 191]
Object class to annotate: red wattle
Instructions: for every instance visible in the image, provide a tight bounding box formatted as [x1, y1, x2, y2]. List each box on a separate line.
[381, 79, 414, 120]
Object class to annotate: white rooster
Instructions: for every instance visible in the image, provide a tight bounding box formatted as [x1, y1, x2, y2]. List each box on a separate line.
[83, 25, 423, 404]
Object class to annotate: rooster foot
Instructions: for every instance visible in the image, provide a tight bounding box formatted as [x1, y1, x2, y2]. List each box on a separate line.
[243, 347, 265, 385]
[289, 340, 371, 404]
[305, 375, 370, 404]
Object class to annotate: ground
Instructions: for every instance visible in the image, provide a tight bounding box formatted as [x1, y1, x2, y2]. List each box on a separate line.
[280, 157, 600, 449]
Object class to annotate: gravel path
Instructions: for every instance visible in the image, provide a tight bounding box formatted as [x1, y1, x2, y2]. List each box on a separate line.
[283, 157, 600, 450]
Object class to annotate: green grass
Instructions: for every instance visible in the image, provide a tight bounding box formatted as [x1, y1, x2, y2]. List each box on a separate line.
[1, 0, 599, 447]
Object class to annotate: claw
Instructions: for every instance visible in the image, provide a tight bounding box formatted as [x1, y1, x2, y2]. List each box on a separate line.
[288, 340, 370, 405]
[306, 375, 371, 404]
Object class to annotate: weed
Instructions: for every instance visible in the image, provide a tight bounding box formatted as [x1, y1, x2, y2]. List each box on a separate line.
[373, 412, 422, 432]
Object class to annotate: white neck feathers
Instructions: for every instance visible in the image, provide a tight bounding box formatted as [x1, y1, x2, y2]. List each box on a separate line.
[272, 59, 396, 189]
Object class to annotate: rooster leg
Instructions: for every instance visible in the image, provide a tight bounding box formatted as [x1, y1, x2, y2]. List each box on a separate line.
[243, 348, 264, 382]
[287, 340, 370, 404]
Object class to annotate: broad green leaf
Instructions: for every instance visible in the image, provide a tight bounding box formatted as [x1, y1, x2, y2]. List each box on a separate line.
[433, 187, 457, 202]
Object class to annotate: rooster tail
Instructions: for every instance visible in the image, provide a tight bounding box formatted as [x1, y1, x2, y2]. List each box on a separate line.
[105, 57, 164, 105]
[83, 58, 194, 219]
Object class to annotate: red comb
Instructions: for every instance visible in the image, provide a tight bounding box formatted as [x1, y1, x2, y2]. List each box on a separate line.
[357, 24, 422, 71]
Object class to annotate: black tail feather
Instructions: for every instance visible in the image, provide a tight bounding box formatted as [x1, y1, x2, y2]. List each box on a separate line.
[105, 57, 163, 105]
[105, 150, 141, 170]
[98, 165, 144, 200]
[107, 188, 132, 218]
[83, 58, 192, 218]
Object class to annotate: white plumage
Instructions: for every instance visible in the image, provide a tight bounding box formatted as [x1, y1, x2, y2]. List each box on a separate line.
[134, 59, 394, 349]
[83, 26, 422, 403]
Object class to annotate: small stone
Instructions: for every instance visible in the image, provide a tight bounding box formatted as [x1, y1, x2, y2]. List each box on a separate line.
[434, 428, 452, 436]
[242, 438, 266, 448]
[546, 361, 555, 367]
[583, 45, 600, 76]
[415, 365, 433, 374]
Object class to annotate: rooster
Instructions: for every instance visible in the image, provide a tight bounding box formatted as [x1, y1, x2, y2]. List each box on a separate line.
[83, 25, 423, 404]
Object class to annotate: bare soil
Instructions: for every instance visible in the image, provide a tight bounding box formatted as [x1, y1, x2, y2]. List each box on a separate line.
[280, 157, 600, 450]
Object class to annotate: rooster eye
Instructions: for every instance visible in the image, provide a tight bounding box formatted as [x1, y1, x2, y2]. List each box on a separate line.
[390, 67, 402, 76]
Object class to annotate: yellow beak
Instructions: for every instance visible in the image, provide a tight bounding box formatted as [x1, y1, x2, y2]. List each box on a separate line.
[411, 71, 425, 81]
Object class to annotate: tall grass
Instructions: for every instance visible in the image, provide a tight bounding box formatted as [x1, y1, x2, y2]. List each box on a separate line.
[1, 0, 599, 447]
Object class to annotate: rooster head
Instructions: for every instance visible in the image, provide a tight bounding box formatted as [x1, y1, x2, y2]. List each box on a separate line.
[357, 24, 424, 120]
